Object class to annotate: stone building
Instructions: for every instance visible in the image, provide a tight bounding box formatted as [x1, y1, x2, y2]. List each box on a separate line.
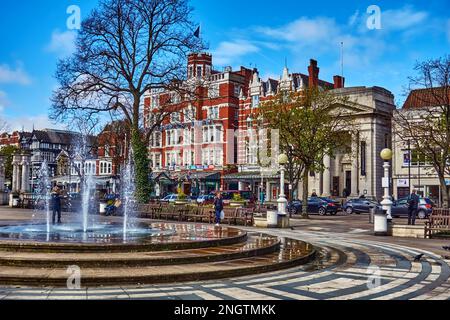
[392, 88, 450, 205]
[233, 60, 395, 202]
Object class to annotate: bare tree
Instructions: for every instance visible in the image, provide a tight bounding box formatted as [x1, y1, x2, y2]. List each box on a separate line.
[394, 55, 450, 208]
[51, 0, 204, 202]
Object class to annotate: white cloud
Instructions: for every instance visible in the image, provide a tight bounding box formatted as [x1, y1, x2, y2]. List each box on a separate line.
[256, 17, 340, 45]
[0, 91, 8, 113]
[212, 40, 260, 66]
[0, 63, 31, 85]
[382, 6, 428, 31]
[4, 114, 66, 132]
[46, 30, 76, 57]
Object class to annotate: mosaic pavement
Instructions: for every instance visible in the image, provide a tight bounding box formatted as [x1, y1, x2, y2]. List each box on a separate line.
[1, 228, 449, 300]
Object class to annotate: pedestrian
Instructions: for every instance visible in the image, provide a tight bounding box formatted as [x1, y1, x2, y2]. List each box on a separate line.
[213, 191, 224, 227]
[311, 191, 318, 198]
[51, 186, 62, 225]
[407, 189, 420, 226]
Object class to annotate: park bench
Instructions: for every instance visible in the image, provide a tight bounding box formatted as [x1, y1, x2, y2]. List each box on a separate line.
[184, 206, 212, 223]
[425, 213, 450, 239]
[236, 207, 255, 226]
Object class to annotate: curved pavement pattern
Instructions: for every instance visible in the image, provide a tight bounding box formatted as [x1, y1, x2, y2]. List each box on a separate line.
[1, 229, 449, 300]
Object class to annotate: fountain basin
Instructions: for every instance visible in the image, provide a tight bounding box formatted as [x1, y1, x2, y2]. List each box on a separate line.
[0, 222, 248, 253]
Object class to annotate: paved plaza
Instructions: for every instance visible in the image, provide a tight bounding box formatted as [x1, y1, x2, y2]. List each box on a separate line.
[0, 207, 449, 300]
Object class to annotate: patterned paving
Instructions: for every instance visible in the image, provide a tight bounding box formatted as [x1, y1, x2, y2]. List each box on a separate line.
[1, 228, 449, 300]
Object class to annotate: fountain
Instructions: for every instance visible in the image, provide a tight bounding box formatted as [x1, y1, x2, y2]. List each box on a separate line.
[121, 147, 135, 239]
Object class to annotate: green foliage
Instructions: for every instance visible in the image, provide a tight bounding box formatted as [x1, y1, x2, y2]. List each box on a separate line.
[232, 193, 244, 202]
[131, 129, 151, 203]
[0, 145, 20, 183]
[177, 189, 187, 200]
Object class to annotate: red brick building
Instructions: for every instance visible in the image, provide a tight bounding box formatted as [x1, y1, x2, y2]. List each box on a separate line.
[145, 53, 345, 197]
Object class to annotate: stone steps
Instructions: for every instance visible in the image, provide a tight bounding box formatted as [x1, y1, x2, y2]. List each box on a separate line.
[0, 239, 316, 287]
[0, 234, 280, 268]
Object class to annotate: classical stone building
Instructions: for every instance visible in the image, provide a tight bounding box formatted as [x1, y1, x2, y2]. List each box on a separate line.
[234, 62, 395, 201]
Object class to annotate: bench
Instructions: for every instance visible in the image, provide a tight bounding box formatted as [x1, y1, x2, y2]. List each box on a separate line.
[184, 207, 213, 223]
[425, 214, 450, 239]
[236, 208, 255, 226]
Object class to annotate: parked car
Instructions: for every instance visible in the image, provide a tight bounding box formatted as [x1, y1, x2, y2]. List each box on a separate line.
[343, 198, 381, 215]
[196, 194, 215, 205]
[391, 197, 433, 220]
[288, 198, 338, 216]
[320, 197, 343, 212]
[160, 194, 178, 203]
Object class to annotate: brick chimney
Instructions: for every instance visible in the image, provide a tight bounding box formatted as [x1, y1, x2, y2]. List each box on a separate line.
[333, 75, 345, 89]
[308, 59, 319, 88]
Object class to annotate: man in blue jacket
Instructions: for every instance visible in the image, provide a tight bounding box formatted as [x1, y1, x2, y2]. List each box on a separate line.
[408, 189, 420, 226]
[51, 186, 62, 225]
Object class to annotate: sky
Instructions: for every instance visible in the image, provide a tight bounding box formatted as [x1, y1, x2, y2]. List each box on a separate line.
[0, 0, 449, 132]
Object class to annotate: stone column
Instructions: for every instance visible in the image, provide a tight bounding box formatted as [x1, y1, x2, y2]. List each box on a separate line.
[351, 134, 359, 197]
[0, 157, 5, 191]
[322, 155, 331, 197]
[21, 154, 31, 193]
[12, 155, 22, 192]
[266, 181, 271, 201]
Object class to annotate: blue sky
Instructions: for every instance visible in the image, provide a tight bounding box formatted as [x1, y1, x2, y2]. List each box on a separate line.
[0, 0, 449, 131]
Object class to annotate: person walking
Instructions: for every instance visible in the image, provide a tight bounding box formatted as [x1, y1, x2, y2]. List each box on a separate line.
[213, 192, 224, 227]
[51, 186, 62, 225]
[407, 189, 420, 226]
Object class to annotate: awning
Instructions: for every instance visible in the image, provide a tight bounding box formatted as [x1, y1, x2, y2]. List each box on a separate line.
[223, 172, 280, 180]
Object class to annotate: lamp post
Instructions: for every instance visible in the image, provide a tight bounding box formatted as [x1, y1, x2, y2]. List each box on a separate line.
[277, 154, 288, 216]
[380, 148, 393, 222]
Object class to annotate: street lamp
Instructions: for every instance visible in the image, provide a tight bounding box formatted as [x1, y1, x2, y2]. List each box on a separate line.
[380, 148, 393, 221]
[277, 153, 288, 216]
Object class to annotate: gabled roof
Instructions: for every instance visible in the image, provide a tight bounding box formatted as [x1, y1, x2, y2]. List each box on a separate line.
[403, 87, 450, 109]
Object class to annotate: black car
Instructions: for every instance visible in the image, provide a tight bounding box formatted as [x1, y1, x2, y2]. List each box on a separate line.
[343, 198, 380, 214]
[288, 197, 338, 216]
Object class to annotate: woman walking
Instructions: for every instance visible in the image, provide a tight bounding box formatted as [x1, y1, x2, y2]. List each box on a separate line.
[213, 192, 224, 227]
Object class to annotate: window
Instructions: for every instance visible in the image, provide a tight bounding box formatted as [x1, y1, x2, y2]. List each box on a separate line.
[251, 95, 260, 108]
[105, 145, 110, 157]
[208, 84, 220, 98]
[196, 66, 203, 78]
[188, 66, 193, 79]
[410, 150, 433, 167]
[151, 95, 159, 108]
[208, 106, 219, 120]
[170, 112, 180, 123]
[234, 85, 241, 97]
[360, 141, 366, 176]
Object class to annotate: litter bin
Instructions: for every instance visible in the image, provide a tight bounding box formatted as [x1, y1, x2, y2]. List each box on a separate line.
[267, 211, 278, 228]
[369, 206, 375, 224]
[374, 208, 388, 236]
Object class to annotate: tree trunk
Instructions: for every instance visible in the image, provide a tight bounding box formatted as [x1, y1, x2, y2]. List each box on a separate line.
[438, 175, 450, 208]
[131, 128, 151, 204]
[302, 169, 309, 219]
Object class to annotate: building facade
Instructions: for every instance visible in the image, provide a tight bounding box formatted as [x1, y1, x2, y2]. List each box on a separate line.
[145, 53, 396, 201]
[392, 88, 450, 205]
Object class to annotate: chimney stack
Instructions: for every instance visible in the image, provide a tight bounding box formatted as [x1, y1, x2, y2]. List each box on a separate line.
[308, 59, 319, 88]
[333, 75, 345, 89]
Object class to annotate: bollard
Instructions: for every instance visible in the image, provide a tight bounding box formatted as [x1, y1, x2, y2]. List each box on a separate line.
[369, 206, 375, 224]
